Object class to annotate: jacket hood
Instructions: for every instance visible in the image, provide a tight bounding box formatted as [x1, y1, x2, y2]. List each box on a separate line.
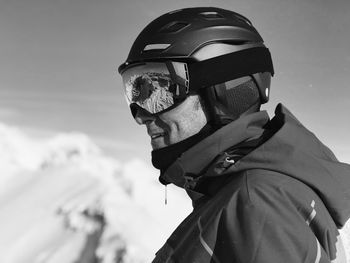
[161, 103, 350, 227]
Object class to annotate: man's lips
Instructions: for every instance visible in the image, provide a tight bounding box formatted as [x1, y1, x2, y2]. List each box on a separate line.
[147, 125, 167, 145]
[151, 132, 165, 140]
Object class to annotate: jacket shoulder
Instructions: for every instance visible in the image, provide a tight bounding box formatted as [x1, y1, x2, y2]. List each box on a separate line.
[214, 169, 339, 262]
[223, 169, 341, 262]
[240, 169, 317, 207]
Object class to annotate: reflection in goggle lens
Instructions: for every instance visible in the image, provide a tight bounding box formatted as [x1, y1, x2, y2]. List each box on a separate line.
[122, 62, 189, 115]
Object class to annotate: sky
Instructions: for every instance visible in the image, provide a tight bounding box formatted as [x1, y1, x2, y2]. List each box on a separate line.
[0, 0, 349, 163]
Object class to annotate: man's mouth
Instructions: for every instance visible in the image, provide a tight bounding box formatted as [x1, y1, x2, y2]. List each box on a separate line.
[151, 133, 165, 140]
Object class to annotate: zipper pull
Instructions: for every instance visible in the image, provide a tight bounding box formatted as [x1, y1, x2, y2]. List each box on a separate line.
[165, 185, 168, 205]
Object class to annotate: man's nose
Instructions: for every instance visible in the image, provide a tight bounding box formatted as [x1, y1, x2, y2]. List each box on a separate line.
[131, 104, 155, 125]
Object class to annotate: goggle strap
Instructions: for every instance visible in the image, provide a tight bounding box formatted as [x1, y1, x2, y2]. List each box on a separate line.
[166, 61, 189, 91]
[188, 47, 274, 90]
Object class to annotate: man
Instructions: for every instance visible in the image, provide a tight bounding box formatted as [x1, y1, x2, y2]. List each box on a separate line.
[119, 7, 350, 262]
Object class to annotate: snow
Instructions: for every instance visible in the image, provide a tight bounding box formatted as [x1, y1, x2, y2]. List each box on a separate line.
[0, 122, 191, 263]
[0, 121, 349, 262]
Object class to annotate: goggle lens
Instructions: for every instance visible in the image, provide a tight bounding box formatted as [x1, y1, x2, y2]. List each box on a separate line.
[121, 62, 189, 115]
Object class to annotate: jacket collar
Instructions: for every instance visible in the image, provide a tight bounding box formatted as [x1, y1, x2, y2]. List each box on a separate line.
[160, 109, 270, 190]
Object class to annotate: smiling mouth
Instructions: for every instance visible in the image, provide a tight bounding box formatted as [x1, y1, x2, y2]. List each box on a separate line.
[151, 133, 165, 140]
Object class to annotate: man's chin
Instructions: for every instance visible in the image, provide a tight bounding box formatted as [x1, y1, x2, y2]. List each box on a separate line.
[151, 136, 167, 150]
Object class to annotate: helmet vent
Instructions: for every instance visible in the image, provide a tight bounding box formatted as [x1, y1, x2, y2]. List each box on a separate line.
[199, 11, 224, 20]
[159, 22, 189, 33]
[143, 43, 171, 51]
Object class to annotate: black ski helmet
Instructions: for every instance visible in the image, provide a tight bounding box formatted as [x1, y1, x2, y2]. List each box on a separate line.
[119, 7, 274, 125]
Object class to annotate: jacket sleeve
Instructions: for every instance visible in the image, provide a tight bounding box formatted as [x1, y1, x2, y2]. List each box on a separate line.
[212, 173, 331, 263]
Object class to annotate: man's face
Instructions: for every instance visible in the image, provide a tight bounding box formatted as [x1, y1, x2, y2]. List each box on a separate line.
[134, 95, 208, 150]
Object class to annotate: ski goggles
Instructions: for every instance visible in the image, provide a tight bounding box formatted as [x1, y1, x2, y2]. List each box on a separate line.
[120, 61, 190, 116]
[119, 47, 274, 116]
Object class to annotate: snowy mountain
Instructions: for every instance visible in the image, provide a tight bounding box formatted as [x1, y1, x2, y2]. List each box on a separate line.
[0, 122, 191, 263]
[0, 122, 349, 262]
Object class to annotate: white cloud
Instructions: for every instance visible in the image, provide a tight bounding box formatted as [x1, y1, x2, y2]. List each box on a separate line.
[0, 123, 44, 183]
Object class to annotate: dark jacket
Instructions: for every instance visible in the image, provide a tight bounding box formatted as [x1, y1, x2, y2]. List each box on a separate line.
[152, 104, 350, 263]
